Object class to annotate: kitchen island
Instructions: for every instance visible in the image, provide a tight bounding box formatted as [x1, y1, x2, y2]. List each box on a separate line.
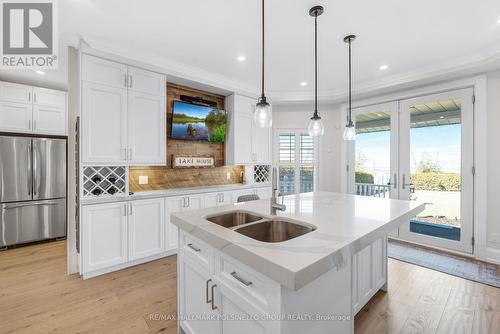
[171, 191, 425, 334]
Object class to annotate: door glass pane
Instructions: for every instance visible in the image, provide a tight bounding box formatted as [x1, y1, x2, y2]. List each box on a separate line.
[409, 98, 462, 241]
[355, 109, 391, 198]
[279, 166, 295, 194]
[300, 135, 314, 192]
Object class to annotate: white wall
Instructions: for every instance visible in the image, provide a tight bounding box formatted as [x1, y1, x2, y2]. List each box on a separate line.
[486, 71, 500, 250]
[273, 104, 342, 192]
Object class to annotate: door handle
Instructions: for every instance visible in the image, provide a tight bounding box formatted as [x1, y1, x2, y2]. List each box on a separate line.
[206, 279, 212, 304]
[401, 174, 413, 189]
[27, 142, 32, 196]
[210, 284, 217, 310]
[129, 75, 133, 88]
[387, 173, 397, 189]
[33, 144, 37, 196]
[124, 74, 128, 88]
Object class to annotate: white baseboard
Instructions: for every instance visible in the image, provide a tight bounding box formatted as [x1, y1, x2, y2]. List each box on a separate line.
[486, 247, 500, 265]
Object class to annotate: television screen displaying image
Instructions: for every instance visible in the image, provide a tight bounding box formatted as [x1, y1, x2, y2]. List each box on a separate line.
[171, 101, 227, 142]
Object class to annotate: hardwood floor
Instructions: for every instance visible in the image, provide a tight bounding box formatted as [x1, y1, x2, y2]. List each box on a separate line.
[1, 241, 499, 334]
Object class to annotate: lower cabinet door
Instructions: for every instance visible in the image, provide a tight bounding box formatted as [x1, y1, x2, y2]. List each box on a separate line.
[203, 193, 219, 209]
[216, 283, 268, 334]
[179, 254, 221, 334]
[82, 202, 128, 273]
[128, 198, 165, 260]
[166, 197, 183, 251]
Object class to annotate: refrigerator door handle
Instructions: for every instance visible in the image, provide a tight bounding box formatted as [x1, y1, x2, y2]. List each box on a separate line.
[33, 143, 37, 197]
[27, 141, 32, 197]
[4, 201, 59, 209]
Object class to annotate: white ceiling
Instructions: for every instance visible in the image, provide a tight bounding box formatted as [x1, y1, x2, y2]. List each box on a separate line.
[3, 0, 500, 99]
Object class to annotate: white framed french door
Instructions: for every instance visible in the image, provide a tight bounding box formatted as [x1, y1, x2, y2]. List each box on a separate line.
[347, 88, 474, 253]
[398, 88, 474, 253]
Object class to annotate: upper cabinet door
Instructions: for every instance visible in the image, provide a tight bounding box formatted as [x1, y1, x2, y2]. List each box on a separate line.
[127, 91, 166, 165]
[0, 81, 32, 104]
[233, 112, 253, 164]
[33, 88, 66, 108]
[252, 125, 271, 164]
[33, 105, 66, 135]
[82, 55, 128, 89]
[128, 66, 165, 96]
[82, 82, 128, 164]
[0, 101, 32, 133]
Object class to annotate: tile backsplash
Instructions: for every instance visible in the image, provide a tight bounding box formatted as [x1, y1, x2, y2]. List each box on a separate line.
[129, 165, 245, 192]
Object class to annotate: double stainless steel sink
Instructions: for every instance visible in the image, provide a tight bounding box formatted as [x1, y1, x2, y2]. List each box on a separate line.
[205, 211, 316, 243]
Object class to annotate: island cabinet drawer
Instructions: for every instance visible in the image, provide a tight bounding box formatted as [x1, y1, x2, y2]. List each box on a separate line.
[215, 252, 279, 312]
[179, 231, 214, 271]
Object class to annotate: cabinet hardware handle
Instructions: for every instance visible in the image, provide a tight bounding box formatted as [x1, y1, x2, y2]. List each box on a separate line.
[33, 120, 36, 130]
[128, 202, 132, 215]
[123, 203, 127, 216]
[187, 243, 200, 252]
[28, 120, 31, 130]
[28, 91, 31, 101]
[230, 271, 253, 286]
[124, 74, 128, 87]
[210, 284, 217, 310]
[221, 193, 224, 203]
[187, 197, 190, 207]
[129, 75, 133, 88]
[206, 279, 212, 304]
[34, 93, 36, 103]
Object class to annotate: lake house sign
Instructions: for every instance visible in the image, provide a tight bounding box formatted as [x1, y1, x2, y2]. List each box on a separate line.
[172, 156, 215, 168]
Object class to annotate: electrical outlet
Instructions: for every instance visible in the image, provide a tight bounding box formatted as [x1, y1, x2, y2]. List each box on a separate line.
[226, 172, 231, 180]
[139, 175, 148, 185]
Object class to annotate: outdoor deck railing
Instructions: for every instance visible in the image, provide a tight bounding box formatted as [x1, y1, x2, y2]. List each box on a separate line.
[355, 183, 390, 198]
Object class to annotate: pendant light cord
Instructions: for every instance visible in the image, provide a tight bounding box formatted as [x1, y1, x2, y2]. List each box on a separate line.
[314, 14, 318, 115]
[261, 0, 265, 98]
[348, 38, 352, 124]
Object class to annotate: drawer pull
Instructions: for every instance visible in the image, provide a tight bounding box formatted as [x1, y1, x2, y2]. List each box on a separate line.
[230, 271, 253, 286]
[187, 243, 201, 252]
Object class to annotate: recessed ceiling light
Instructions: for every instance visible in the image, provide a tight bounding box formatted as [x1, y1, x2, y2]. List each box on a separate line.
[379, 65, 388, 71]
[237, 55, 246, 62]
[35, 70, 45, 75]
[440, 116, 445, 119]
[497, 18, 500, 24]
[300, 81, 307, 86]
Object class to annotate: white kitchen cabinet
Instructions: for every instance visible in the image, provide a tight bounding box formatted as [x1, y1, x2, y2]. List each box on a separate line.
[33, 87, 66, 108]
[128, 66, 165, 96]
[204, 191, 232, 208]
[81, 55, 166, 165]
[351, 236, 387, 315]
[165, 195, 204, 252]
[82, 82, 128, 164]
[0, 101, 32, 133]
[0, 81, 32, 103]
[82, 202, 128, 273]
[219, 289, 267, 334]
[226, 94, 272, 165]
[179, 253, 221, 334]
[128, 198, 165, 260]
[33, 105, 66, 135]
[0, 81, 67, 135]
[127, 91, 166, 165]
[82, 55, 128, 89]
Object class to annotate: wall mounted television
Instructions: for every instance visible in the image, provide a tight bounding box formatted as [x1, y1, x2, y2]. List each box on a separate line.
[171, 101, 227, 142]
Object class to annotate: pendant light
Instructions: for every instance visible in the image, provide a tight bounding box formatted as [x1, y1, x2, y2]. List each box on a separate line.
[343, 34, 356, 141]
[254, 0, 272, 128]
[307, 5, 325, 137]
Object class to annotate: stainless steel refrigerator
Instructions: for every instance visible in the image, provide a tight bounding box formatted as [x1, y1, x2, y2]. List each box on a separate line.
[0, 136, 66, 247]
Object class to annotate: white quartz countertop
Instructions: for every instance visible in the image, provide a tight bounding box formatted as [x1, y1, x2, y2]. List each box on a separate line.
[171, 191, 425, 290]
[81, 182, 271, 205]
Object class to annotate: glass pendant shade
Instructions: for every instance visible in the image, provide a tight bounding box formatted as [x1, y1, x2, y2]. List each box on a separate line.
[342, 124, 356, 141]
[254, 99, 272, 128]
[308, 116, 324, 137]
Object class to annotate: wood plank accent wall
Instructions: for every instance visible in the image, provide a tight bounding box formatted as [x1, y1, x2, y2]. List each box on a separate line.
[129, 83, 244, 192]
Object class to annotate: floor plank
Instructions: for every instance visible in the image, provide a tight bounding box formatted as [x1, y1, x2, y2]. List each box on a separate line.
[1, 241, 499, 334]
